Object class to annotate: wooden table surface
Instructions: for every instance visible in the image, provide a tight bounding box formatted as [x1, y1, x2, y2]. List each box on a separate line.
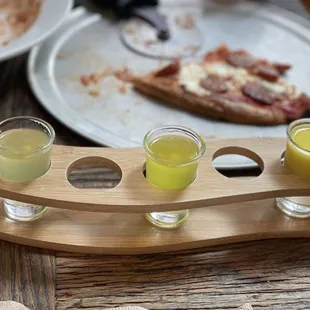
[1, 1, 310, 310]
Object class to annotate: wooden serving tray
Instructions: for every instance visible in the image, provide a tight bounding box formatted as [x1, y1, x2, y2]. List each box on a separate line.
[0, 137, 309, 213]
[1, 137, 310, 255]
[1, 198, 309, 255]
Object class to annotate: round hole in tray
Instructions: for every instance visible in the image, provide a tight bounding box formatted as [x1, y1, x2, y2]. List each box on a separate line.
[67, 157, 122, 189]
[212, 147, 264, 179]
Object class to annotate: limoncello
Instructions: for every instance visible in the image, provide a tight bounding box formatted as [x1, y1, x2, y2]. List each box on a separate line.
[277, 121, 310, 218]
[285, 124, 310, 180]
[146, 135, 200, 190]
[144, 126, 205, 228]
[0, 128, 52, 182]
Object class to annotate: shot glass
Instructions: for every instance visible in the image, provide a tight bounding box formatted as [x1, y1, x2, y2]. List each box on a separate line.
[143, 125, 206, 229]
[276, 118, 310, 218]
[0, 116, 55, 222]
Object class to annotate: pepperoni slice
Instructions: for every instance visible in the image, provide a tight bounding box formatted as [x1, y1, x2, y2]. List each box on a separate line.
[226, 53, 256, 68]
[242, 82, 278, 105]
[273, 62, 292, 74]
[200, 77, 228, 93]
[155, 60, 180, 77]
[275, 94, 310, 119]
[254, 64, 279, 82]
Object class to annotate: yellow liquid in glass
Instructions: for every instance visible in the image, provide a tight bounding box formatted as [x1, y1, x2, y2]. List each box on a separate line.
[0, 129, 51, 182]
[282, 125, 310, 209]
[285, 125, 310, 180]
[291, 126, 310, 150]
[146, 135, 200, 189]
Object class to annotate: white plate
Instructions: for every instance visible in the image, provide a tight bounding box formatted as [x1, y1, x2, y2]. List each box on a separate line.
[0, 0, 73, 62]
[27, 1, 310, 169]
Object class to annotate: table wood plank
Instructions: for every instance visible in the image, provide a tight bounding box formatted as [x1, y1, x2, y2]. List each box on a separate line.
[0, 241, 55, 310]
[55, 240, 310, 310]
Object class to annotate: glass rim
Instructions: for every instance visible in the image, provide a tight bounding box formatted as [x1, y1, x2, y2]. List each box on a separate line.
[287, 118, 310, 154]
[0, 116, 55, 155]
[143, 125, 206, 166]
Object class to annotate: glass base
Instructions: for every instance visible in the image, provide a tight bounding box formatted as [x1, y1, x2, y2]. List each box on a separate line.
[145, 210, 189, 229]
[3, 199, 48, 222]
[276, 197, 310, 218]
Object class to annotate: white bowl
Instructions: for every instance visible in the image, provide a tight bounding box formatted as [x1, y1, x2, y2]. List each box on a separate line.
[0, 0, 73, 62]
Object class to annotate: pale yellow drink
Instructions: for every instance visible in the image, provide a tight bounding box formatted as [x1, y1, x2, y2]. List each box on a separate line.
[0, 128, 51, 182]
[0, 116, 55, 222]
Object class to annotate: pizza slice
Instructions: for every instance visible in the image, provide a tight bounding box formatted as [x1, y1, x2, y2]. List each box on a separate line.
[133, 44, 310, 125]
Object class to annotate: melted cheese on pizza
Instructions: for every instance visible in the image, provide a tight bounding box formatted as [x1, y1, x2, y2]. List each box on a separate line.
[204, 62, 247, 79]
[177, 60, 298, 99]
[179, 64, 209, 96]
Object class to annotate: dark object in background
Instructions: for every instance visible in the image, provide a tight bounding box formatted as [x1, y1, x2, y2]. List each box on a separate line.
[91, 0, 170, 40]
[304, 107, 310, 118]
[91, 0, 157, 17]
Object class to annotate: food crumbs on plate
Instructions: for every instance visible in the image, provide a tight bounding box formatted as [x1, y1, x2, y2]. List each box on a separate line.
[0, 0, 43, 47]
[6, 1, 42, 38]
[118, 84, 127, 94]
[88, 89, 100, 97]
[80, 75, 90, 87]
[114, 67, 135, 83]
[56, 53, 66, 60]
[79, 68, 111, 87]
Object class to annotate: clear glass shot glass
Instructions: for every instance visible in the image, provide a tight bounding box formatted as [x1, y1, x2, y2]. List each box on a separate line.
[143, 125, 206, 229]
[276, 118, 310, 218]
[0, 116, 55, 222]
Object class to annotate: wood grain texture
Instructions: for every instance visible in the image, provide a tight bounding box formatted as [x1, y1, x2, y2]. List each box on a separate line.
[1, 198, 310, 255]
[0, 241, 55, 310]
[55, 239, 310, 310]
[0, 302, 148, 310]
[1, 138, 310, 213]
[238, 305, 253, 310]
[0, 2, 309, 310]
[0, 301, 30, 310]
[104, 308, 147, 310]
